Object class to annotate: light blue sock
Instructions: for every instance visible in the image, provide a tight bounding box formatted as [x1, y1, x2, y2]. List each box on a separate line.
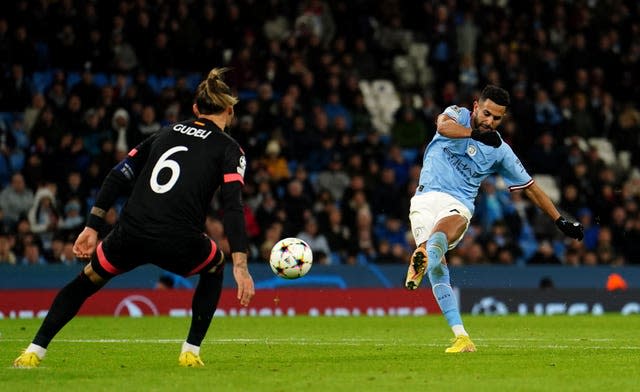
[426, 232, 447, 273]
[426, 232, 462, 327]
[429, 265, 462, 327]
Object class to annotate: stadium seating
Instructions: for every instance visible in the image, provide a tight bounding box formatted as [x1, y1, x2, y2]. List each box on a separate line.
[359, 79, 401, 135]
[532, 174, 561, 204]
[587, 137, 617, 166]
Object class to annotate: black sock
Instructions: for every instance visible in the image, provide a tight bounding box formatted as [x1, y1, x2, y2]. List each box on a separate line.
[33, 272, 103, 348]
[186, 271, 223, 346]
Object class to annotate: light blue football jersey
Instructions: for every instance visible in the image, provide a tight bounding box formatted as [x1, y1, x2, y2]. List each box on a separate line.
[415, 105, 533, 213]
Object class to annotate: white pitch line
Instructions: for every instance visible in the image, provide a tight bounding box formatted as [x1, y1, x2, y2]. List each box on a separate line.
[496, 345, 640, 350]
[1, 337, 639, 350]
[0, 337, 626, 342]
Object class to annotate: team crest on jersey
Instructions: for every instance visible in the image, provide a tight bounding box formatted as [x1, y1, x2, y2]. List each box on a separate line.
[467, 144, 477, 156]
[237, 156, 246, 177]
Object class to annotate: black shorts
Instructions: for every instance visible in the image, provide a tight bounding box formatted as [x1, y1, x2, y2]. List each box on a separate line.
[90, 224, 224, 280]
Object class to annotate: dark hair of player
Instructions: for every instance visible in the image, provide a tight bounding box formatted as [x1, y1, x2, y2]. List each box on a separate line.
[194, 68, 239, 114]
[480, 85, 510, 107]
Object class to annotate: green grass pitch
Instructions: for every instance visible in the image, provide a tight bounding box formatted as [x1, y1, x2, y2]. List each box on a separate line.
[1, 315, 639, 391]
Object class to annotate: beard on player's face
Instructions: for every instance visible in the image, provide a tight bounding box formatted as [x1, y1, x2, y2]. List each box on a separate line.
[473, 113, 493, 131]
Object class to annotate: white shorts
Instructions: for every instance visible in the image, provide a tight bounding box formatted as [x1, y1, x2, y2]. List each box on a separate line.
[409, 191, 472, 249]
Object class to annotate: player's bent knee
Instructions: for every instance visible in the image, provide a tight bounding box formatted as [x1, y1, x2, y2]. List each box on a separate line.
[205, 251, 225, 274]
[83, 263, 107, 285]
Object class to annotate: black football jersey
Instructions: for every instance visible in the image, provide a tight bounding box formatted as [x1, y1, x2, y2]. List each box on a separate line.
[118, 118, 247, 246]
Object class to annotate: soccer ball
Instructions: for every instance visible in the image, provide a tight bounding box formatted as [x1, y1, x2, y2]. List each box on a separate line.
[269, 237, 313, 279]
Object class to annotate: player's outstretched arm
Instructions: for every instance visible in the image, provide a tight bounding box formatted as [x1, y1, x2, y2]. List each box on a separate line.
[523, 182, 584, 240]
[231, 252, 255, 306]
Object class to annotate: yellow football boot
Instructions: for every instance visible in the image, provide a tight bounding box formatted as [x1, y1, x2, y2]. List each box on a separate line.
[178, 351, 205, 367]
[13, 351, 42, 368]
[445, 335, 477, 353]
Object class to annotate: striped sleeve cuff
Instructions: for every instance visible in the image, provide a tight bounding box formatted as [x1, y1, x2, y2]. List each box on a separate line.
[508, 178, 534, 192]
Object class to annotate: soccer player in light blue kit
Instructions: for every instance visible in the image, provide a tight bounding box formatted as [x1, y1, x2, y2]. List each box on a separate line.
[405, 85, 584, 353]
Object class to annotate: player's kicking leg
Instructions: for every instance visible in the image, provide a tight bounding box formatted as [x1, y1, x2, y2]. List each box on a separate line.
[405, 244, 427, 290]
[405, 243, 475, 352]
[13, 264, 106, 368]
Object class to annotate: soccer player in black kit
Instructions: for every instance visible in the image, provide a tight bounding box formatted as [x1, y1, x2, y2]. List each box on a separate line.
[14, 68, 255, 368]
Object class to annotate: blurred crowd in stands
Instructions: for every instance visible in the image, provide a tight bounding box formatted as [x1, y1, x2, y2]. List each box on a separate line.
[0, 0, 639, 268]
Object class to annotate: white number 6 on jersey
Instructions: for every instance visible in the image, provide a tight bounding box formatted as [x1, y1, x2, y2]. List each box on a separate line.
[150, 146, 188, 194]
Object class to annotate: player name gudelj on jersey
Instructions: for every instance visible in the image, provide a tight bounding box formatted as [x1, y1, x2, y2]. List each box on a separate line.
[172, 123, 213, 139]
